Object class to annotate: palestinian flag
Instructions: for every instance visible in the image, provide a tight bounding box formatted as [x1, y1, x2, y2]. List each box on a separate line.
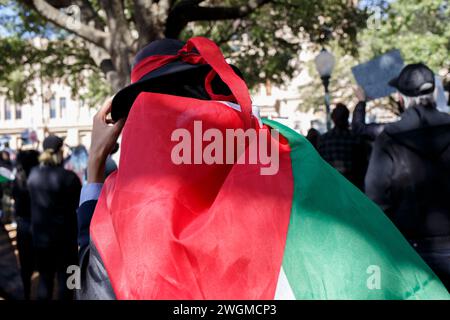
[264, 119, 449, 299]
[91, 102, 449, 300]
[90, 37, 449, 299]
[0, 167, 14, 184]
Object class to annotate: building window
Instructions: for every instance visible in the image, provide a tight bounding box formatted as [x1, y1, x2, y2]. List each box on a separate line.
[50, 97, 56, 119]
[15, 105, 22, 120]
[59, 97, 66, 118]
[4, 100, 11, 120]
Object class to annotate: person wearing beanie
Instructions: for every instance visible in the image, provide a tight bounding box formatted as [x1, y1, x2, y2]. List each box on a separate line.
[27, 135, 82, 299]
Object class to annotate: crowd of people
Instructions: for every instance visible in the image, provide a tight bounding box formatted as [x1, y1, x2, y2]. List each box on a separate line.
[0, 138, 117, 299]
[309, 63, 450, 290]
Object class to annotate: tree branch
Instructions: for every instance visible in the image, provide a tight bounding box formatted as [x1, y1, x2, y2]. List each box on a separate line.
[74, 0, 106, 29]
[22, 0, 108, 48]
[98, 0, 133, 47]
[189, 0, 272, 21]
[165, 0, 271, 38]
[155, 0, 172, 25]
[132, 0, 156, 48]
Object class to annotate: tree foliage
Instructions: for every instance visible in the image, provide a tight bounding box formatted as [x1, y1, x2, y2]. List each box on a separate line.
[0, 1, 104, 105]
[0, 0, 368, 106]
[298, 0, 450, 115]
[360, 0, 450, 71]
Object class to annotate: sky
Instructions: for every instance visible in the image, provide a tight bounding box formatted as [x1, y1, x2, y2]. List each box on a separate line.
[0, 2, 60, 39]
[0, 5, 16, 36]
[359, 0, 393, 9]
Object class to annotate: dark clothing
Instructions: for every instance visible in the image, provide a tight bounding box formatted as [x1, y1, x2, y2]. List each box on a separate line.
[12, 178, 32, 220]
[365, 103, 450, 290]
[27, 165, 81, 249]
[365, 104, 450, 235]
[0, 223, 24, 300]
[0, 159, 13, 171]
[15, 217, 34, 300]
[77, 200, 96, 253]
[318, 127, 368, 190]
[351, 101, 385, 140]
[408, 237, 450, 291]
[306, 129, 320, 150]
[27, 165, 82, 300]
[12, 159, 38, 299]
[34, 245, 78, 300]
[76, 200, 115, 300]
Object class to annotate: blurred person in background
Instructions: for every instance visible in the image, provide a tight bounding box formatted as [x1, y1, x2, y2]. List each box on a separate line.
[64, 145, 89, 185]
[27, 135, 82, 300]
[306, 128, 320, 150]
[318, 103, 368, 190]
[0, 150, 13, 170]
[0, 150, 14, 223]
[351, 86, 401, 140]
[1, 142, 16, 163]
[13, 149, 40, 300]
[365, 63, 450, 290]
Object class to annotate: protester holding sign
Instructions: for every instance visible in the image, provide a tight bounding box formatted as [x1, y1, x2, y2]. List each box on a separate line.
[350, 50, 406, 140]
[351, 86, 389, 140]
[365, 63, 450, 290]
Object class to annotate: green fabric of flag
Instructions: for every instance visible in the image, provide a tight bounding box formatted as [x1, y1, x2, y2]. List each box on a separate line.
[265, 118, 449, 300]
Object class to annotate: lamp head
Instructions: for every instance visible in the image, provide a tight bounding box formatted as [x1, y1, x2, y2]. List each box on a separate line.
[314, 48, 335, 78]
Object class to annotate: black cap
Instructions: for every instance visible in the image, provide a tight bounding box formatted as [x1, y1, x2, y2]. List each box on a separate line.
[388, 63, 435, 97]
[111, 39, 209, 121]
[111, 38, 243, 122]
[43, 135, 63, 152]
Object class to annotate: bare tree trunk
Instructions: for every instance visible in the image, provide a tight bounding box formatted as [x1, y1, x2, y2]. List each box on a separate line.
[109, 45, 133, 92]
[86, 43, 124, 92]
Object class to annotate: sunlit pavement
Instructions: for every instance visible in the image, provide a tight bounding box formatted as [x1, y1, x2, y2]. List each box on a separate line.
[0, 223, 24, 300]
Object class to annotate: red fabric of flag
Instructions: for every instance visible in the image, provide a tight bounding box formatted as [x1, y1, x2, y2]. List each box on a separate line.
[90, 37, 294, 299]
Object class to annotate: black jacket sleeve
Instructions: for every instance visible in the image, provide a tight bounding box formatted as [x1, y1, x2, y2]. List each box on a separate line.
[77, 199, 97, 255]
[352, 101, 385, 140]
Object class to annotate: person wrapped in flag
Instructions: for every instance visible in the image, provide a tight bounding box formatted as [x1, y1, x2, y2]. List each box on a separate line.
[76, 37, 449, 299]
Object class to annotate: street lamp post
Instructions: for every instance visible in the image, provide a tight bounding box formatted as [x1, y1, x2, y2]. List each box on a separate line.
[314, 48, 335, 131]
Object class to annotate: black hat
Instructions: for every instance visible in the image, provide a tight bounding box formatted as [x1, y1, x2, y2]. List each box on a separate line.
[43, 135, 63, 152]
[111, 39, 210, 121]
[388, 63, 435, 97]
